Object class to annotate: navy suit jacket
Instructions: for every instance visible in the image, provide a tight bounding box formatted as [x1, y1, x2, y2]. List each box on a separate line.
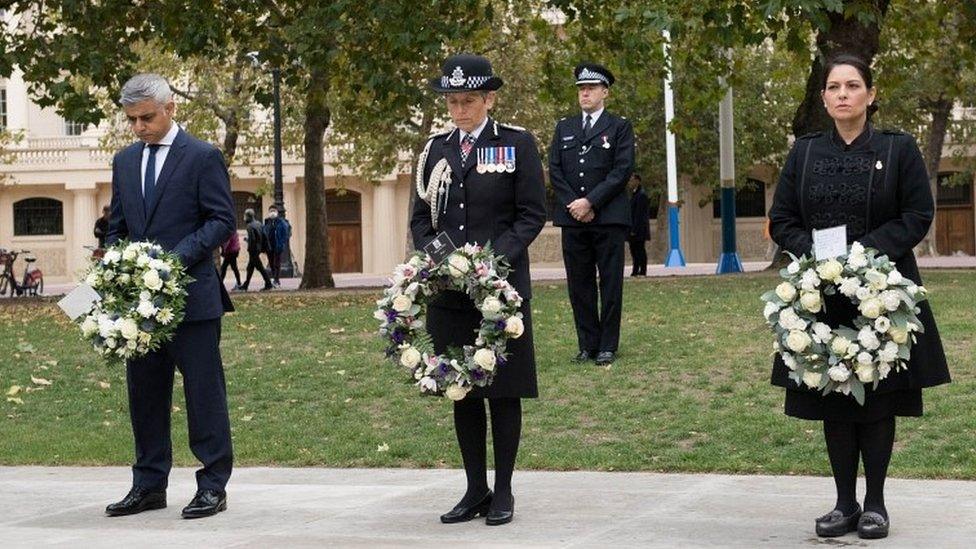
[106, 128, 236, 322]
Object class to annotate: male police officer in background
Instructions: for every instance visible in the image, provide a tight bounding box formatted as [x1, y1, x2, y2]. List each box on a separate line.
[549, 63, 635, 366]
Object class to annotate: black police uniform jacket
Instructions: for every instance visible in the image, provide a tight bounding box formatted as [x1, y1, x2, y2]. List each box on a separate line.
[549, 111, 635, 227]
[410, 118, 547, 398]
[768, 126, 951, 398]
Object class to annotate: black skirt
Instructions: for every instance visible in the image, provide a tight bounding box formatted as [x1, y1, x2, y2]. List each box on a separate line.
[784, 387, 922, 423]
[427, 293, 538, 399]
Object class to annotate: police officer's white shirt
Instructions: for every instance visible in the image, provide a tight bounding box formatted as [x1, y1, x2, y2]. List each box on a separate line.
[140, 122, 180, 197]
[459, 116, 489, 144]
[582, 107, 604, 129]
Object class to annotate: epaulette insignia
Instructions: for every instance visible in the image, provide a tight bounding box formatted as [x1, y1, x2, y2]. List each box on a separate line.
[499, 123, 526, 131]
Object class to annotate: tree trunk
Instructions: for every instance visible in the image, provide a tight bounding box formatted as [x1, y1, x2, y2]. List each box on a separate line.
[792, 0, 891, 137]
[222, 110, 239, 165]
[648, 190, 669, 263]
[405, 108, 434, 255]
[299, 69, 336, 289]
[917, 97, 952, 256]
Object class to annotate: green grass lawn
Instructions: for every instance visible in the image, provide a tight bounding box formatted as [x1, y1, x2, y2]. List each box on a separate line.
[1, 270, 973, 478]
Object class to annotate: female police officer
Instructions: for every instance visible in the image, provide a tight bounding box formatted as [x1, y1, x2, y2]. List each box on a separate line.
[411, 54, 547, 526]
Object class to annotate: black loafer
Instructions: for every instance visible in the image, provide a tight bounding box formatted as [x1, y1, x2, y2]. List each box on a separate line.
[595, 351, 616, 366]
[105, 487, 166, 517]
[815, 504, 861, 537]
[857, 511, 889, 539]
[573, 351, 595, 364]
[181, 489, 227, 519]
[440, 491, 492, 523]
[485, 495, 515, 526]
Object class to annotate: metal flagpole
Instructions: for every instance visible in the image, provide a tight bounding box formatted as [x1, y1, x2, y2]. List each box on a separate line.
[716, 75, 743, 274]
[662, 30, 685, 267]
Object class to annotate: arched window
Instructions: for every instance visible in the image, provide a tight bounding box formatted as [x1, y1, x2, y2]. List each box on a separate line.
[232, 191, 262, 229]
[13, 197, 63, 236]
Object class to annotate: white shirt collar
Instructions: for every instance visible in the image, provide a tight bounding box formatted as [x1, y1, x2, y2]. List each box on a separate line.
[582, 107, 604, 127]
[146, 122, 179, 148]
[460, 117, 489, 143]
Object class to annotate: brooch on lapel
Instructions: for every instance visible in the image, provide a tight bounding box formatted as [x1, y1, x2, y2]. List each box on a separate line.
[601, 135, 611, 149]
[476, 146, 516, 174]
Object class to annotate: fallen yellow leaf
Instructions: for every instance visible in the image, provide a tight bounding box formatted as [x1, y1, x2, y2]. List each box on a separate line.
[6, 385, 22, 396]
[31, 376, 52, 386]
[6, 397, 24, 405]
[98, 381, 111, 389]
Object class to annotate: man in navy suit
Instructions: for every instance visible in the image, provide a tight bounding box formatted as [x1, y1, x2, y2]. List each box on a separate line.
[105, 73, 236, 519]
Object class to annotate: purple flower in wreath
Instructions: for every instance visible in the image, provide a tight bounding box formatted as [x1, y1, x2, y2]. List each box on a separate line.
[472, 369, 486, 381]
[420, 269, 430, 280]
[385, 309, 399, 323]
[439, 362, 451, 375]
[391, 330, 405, 344]
[497, 355, 507, 367]
[495, 319, 507, 331]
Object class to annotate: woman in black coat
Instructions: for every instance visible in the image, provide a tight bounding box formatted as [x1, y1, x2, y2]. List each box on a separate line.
[410, 55, 547, 526]
[768, 54, 950, 540]
[628, 175, 650, 276]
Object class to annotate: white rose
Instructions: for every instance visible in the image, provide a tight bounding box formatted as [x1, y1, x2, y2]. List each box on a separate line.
[399, 346, 421, 368]
[103, 250, 122, 264]
[117, 273, 130, 285]
[782, 352, 797, 370]
[473, 348, 497, 371]
[775, 282, 797, 302]
[392, 295, 412, 313]
[859, 298, 883, 319]
[880, 290, 901, 312]
[98, 317, 116, 338]
[136, 300, 157, 318]
[447, 254, 470, 277]
[812, 322, 832, 344]
[855, 363, 877, 383]
[105, 337, 117, 349]
[856, 351, 873, 366]
[802, 370, 822, 388]
[800, 291, 822, 313]
[80, 316, 99, 337]
[480, 296, 502, 316]
[786, 330, 812, 353]
[136, 255, 150, 267]
[889, 327, 908, 344]
[800, 269, 821, 291]
[419, 376, 438, 392]
[828, 365, 851, 382]
[816, 259, 844, 282]
[504, 316, 525, 338]
[787, 261, 800, 275]
[148, 259, 167, 271]
[85, 271, 99, 286]
[116, 318, 139, 341]
[850, 242, 866, 255]
[878, 362, 892, 379]
[887, 270, 904, 286]
[763, 301, 781, 320]
[102, 270, 115, 282]
[855, 286, 873, 301]
[838, 277, 861, 297]
[830, 336, 852, 356]
[864, 269, 888, 290]
[878, 341, 899, 363]
[122, 247, 138, 262]
[857, 326, 881, 351]
[142, 269, 163, 291]
[874, 316, 891, 333]
[778, 307, 807, 331]
[445, 384, 470, 401]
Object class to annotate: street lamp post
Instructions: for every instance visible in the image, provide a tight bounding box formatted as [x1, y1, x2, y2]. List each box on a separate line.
[270, 66, 295, 278]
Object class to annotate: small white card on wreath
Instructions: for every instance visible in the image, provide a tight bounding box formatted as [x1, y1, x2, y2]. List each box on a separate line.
[57, 283, 101, 321]
[813, 225, 848, 261]
[423, 232, 458, 265]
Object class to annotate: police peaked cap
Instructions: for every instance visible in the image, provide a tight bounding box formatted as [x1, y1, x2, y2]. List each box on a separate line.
[574, 63, 615, 87]
[429, 54, 504, 93]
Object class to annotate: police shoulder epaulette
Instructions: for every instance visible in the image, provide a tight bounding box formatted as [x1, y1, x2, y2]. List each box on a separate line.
[499, 122, 526, 132]
[797, 131, 822, 140]
[427, 129, 451, 140]
[559, 117, 567, 121]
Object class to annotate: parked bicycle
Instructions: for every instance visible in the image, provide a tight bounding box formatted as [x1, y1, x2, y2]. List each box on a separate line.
[0, 248, 44, 297]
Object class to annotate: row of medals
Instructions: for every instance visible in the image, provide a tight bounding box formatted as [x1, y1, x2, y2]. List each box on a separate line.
[476, 147, 516, 174]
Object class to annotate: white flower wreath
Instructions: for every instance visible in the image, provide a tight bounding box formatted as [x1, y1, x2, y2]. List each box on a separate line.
[762, 242, 927, 404]
[375, 243, 525, 400]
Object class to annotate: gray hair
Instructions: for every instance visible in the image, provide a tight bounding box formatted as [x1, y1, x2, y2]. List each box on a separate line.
[244, 208, 255, 220]
[119, 73, 173, 106]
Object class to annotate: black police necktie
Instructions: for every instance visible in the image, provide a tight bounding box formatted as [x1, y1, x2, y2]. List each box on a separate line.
[460, 134, 475, 164]
[583, 114, 592, 139]
[143, 143, 162, 213]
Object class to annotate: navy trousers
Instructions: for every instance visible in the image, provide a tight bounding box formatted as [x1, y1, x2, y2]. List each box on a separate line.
[126, 318, 233, 492]
[561, 225, 627, 353]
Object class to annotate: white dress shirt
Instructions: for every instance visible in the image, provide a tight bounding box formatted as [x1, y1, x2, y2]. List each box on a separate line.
[140, 122, 180, 196]
[582, 107, 605, 130]
[460, 116, 489, 144]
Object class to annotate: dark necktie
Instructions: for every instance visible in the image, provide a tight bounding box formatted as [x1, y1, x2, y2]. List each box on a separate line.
[143, 144, 162, 212]
[460, 134, 475, 164]
[583, 114, 593, 138]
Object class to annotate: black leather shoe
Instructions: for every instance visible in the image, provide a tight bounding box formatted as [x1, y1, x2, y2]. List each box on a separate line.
[485, 495, 515, 526]
[440, 491, 492, 523]
[857, 511, 889, 539]
[573, 350, 595, 363]
[105, 487, 166, 517]
[181, 489, 227, 519]
[815, 504, 861, 537]
[595, 351, 616, 366]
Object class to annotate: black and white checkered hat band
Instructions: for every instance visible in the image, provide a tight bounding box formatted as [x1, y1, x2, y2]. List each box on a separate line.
[440, 75, 491, 89]
[576, 68, 609, 85]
